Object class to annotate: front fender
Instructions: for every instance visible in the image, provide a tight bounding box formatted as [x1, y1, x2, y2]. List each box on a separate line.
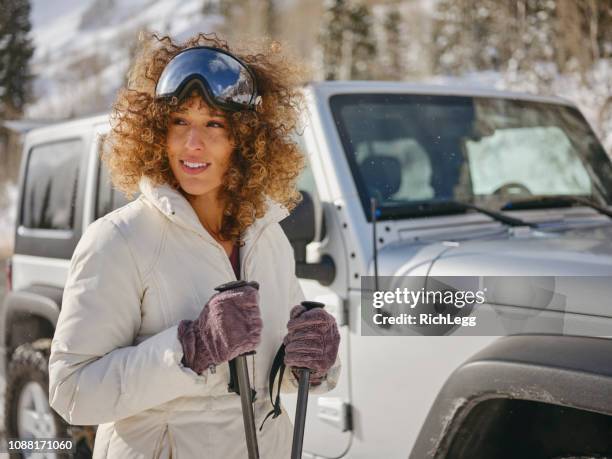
[0, 286, 62, 366]
[409, 334, 612, 458]
[2, 285, 62, 326]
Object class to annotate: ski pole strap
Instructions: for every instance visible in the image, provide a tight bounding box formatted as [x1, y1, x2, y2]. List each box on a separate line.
[228, 359, 239, 394]
[260, 343, 286, 431]
[228, 356, 257, 400]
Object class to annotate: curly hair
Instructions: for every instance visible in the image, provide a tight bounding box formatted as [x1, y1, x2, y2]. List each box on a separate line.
[104, 32, 306, 244]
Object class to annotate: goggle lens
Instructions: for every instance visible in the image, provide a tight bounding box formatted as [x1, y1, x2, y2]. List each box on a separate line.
[155, 47, 257, 110]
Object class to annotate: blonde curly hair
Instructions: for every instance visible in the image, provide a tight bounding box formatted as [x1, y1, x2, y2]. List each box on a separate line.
[104, 32, 305, 243]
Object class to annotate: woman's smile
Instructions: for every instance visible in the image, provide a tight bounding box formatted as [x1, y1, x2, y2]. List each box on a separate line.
[179, 159, 212, 174]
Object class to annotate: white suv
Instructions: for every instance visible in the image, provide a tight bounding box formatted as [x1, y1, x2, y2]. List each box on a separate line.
[4, 82, 612, 458]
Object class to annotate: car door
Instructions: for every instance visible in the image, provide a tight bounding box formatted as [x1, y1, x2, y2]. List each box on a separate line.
[281, 127, 352, 458]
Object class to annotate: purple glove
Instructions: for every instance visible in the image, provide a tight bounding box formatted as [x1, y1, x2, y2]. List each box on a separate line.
[178, 281, 262, 375]
[283, 304, 340, 385]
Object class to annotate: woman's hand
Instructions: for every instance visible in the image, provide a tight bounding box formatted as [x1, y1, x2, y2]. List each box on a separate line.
[178, 282, 262, 375]
[283, 304, 340, 385]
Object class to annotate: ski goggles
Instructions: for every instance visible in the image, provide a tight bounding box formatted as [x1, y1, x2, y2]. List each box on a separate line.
[155, 46, 259, 111]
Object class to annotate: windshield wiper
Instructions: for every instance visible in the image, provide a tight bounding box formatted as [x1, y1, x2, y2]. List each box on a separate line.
[446, 200, 535, 227]
[378, 199, 533, 227]
[501, 195, 612, 220]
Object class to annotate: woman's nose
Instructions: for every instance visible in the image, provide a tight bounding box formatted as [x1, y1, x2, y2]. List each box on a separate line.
[185, 127, 204, 150]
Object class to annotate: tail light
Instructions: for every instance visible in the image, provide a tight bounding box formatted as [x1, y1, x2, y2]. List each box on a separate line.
[5, 258, 12, 292]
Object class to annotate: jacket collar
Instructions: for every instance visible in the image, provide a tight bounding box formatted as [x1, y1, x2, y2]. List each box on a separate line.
[138, 176, 289, 244]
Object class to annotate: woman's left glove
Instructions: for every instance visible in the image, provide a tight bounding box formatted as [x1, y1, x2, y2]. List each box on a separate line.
[283, 304, 340, 385]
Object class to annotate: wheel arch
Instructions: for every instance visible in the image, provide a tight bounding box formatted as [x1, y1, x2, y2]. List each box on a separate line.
[409, 334, 612, 458]
[1, 286, 61, 365]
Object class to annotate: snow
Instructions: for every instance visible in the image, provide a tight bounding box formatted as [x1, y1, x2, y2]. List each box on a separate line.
[30, 0, 96, 29]
[26, 0, 223, 119]
[0, 1, 226, 245]
[31, 0, 96, 59]
[6, 0, 611, 254]
[498, 59, 612, 155]
[24, 1, 611, 158]
[425, 60, 612, 156]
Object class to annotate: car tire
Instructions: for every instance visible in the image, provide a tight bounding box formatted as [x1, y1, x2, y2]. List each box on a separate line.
[4, 339, 95, 458]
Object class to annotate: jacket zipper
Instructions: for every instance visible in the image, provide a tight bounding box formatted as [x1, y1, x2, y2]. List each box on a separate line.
[192, 218, 280, 392]
[195, 216, 277, 282]
[237, 219, 278, 393]
[240, 220, 278, 281]
[195, 231, 238, 281]
[163, 198, 281, 282]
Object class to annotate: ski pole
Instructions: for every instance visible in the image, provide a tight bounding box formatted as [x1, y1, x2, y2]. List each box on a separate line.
[235, 352, 259, 459]
[215, 280, 261, 459]
[291, 301, 325, 459]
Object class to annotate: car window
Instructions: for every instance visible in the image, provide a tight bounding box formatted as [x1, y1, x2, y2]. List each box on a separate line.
[465, 126, 591, 196]
[21, 139, 82, 230]
[95, 135, 133, 219]
[330, 94, 612, 221]
[354, 138, 434, 201]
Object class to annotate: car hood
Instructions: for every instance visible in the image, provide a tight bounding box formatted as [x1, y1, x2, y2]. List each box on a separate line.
[424, 223, 612, 319]
[429, 224, 612, 276]
[376, 223, 612, 277]
[371, 224, 612, 320]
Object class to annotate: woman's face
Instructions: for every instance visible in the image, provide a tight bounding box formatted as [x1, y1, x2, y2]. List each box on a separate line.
[166, 97, 234, 199]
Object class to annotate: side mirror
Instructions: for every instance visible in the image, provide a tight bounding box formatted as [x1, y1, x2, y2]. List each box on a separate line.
[280, 191, 315, 263]
[280, 191, 335, 286]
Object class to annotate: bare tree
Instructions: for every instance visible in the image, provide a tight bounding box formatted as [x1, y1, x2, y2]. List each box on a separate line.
[319, 0, 348, 80]
[347, 2, 376, 80]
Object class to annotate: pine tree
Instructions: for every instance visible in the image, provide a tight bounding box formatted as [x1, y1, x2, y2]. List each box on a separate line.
[0, 0, 35, 118]
[202, 0, 222, 16]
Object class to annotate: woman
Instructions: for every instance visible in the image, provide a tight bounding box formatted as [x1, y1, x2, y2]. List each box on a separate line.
[48, 33, 340, 458]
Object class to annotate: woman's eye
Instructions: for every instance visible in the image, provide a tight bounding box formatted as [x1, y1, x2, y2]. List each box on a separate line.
[207, 121, 225, 128]
[172, 117, 187, 125]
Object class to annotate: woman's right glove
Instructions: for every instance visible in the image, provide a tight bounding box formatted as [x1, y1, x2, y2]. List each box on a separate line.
[178, 281, 262, 375]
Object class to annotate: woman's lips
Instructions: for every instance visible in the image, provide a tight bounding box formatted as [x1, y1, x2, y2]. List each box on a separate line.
[180, 160, 211, 175]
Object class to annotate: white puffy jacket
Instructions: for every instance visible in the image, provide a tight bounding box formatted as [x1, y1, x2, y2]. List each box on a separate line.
[49, 177, 340, 458]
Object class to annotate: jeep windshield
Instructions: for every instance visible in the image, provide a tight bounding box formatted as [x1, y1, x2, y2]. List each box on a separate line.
[330, 93, 612, 222]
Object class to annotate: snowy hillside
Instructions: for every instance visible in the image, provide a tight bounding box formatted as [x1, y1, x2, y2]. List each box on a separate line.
[27, 0, 223, 119]
[0, 1, 222, 252]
